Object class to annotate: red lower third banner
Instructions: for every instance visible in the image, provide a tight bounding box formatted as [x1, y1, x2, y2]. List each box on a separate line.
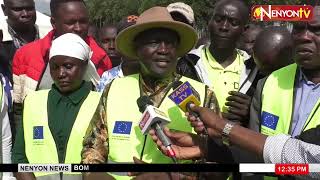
[240, 163, 320, 175]
[275, 164, 309, 175]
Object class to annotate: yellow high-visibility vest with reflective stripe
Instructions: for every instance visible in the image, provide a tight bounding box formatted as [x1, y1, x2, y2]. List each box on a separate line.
[261, 64, 320, 180]
[261, 63, 320, 135]
[23, 90, 101, 179]
[107, 74, 208, 180]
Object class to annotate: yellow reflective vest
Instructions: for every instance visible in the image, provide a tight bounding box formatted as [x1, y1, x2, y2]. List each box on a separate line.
[23, 90, 101, 180]
[261, 64, 320, 180]
[261, 63, 320, 135]
[107, 74, 208, 180]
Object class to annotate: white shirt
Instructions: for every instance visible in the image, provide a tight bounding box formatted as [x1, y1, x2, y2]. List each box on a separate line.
[97, 64, 124, 92]
[264, 134, 320, 179]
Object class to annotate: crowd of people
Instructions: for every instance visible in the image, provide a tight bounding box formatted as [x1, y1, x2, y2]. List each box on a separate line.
[0, 0, 320, 180]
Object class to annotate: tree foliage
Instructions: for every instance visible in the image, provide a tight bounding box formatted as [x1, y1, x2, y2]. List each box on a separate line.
[249, 0, 303, 5]
[85, 0, 216, 31]
[85, 0, 305, 33]
[85, 0, 141, 27]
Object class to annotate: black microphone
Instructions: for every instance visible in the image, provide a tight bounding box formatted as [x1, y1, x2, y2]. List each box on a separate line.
[137, 96, 178, 163]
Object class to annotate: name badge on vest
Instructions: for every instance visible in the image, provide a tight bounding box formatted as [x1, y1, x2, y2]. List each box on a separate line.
[112, 121, 132, 141]
[261, 111, 279, 130]
[33, 126, 44, 145]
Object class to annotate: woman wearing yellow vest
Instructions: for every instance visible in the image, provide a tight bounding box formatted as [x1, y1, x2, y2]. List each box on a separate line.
[12, 33, 102, 180]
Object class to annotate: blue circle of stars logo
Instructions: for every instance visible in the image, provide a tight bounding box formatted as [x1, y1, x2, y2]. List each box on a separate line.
[113, 121, 133, 135]
[261, 111, 279, 130]
[118, 122, 128, 133]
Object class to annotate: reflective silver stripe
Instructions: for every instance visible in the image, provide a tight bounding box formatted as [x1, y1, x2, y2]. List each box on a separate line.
[108, 160, 132, 176]
[36, 173, 82, 180]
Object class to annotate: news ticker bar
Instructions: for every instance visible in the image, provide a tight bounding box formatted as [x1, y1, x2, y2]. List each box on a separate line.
[0, 164, 318, 175]
[2, 164, 238, 172]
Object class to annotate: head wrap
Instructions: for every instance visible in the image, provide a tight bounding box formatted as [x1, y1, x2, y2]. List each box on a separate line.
[38, 33, 100, 89]
[49, 33, 92, 61]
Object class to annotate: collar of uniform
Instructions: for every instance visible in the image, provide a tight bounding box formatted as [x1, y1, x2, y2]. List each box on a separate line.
[50, 81, 92, 105]
[298, 68, 320, 86]
[139, 72, 181, 97]
[204, 46, 244, 73]
[236, 48, 251, 62]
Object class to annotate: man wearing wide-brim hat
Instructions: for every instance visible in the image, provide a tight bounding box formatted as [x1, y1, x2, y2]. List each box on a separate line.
[81, 6, 220, 180]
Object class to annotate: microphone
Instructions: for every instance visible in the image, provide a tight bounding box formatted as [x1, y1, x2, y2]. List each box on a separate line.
[169, 81, 208, 134]
[169, 81, 201, 113]
[137, 96, 178, 163]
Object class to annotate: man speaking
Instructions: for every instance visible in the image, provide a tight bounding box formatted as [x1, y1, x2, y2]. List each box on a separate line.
[81, 6, 220, 180]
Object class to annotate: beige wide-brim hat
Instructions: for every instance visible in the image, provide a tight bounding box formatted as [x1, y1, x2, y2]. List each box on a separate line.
[116, 6, 198, 60]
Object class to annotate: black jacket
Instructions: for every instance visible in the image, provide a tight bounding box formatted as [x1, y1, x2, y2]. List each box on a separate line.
[0, 41, 16, 83]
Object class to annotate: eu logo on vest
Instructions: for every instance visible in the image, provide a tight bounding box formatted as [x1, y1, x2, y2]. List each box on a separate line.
[33, 126, 44, 139]
[261, 111, 279, 130]
[113, 121, 132, 135]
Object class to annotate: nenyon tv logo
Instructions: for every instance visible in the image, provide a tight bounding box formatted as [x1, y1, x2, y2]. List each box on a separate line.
[252, 5, 313, 21]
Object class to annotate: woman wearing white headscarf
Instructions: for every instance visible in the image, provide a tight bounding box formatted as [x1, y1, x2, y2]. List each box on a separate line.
[12, 33, 106, 180]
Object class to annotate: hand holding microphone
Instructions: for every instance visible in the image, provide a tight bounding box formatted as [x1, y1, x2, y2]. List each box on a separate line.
[168, 81, 208, 134]
[186, 104, 227, 139]
[137, 96, 178, 163]
[148, 127, 203, 160]
[148, 104, 233, 161]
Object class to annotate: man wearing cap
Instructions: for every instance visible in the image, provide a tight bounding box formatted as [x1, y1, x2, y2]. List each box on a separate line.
[81, 6, 220, 179]
[167, 2, 194, 27]
[177, 0, 259, 127]
[12, 33, 103, 180]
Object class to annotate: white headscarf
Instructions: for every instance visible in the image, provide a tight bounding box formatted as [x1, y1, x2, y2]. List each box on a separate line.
[38, 33, 100, 89]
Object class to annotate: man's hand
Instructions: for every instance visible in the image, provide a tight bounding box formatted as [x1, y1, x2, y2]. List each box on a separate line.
[148, 128, 202, 160]
[187, 104, 226, 139]
[223, 91, 251, 126]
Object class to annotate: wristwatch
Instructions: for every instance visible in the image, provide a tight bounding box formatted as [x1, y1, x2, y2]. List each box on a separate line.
[221, 122, 234, 146]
